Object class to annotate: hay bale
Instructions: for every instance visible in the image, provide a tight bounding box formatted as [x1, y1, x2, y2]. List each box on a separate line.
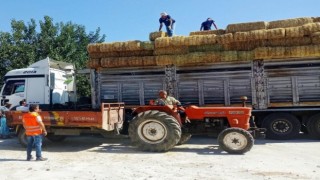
[185, 34, 217, 46]
[248, 29, 268, 40]
[189, 29, 226, 36]
[142, 56, 157, 66]
[268, 17, 313, 29]
[155, 37, 171, 48]
[156, 55, 175, 66]
[188, 44, 223, 52]
[254, 47, 286, 59]
[226, 21, 268, 33]
[311, 32, 320, 44]
[267, 37, 312, 47]
[221, 51, 238, 62]
[302, 23, 320, 35]
[154, 47, 189, 55]
[238, 51, 254, 61]
[216, 33, 234, 44]
[234, 32, 250, 42]
[149, 31, 167, 41]
[224, 40, 267, 51]
[267, 28, 286, 39]
[285, 26, 305, 38]
[87, 44, 101, 53]
[87, 58, 101, 69]
[313, 17, 320, 23]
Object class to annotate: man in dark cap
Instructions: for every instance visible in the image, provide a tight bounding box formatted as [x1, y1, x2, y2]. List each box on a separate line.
[200, 18, 218, 31]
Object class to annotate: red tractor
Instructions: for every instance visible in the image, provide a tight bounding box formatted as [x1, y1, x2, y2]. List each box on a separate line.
[128, 97, 265, 154]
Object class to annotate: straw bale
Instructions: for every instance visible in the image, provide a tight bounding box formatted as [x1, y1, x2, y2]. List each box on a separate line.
[238, 51, 254, 61]
[140, 41, 155, 50]
[87, 58, 101, 69]
[223, 40, 267, 51]
[254, 47, 286, 59]
[302, 23, 320, 35]
[189, 29, 226, 36]
[142, 56, 157, 66]
[188, 44, 223, 52]
[156, 55, 175, 66]
[248, 29, 268, 40]
[234, 32, 249, 42]
[267, 28, 286, 39]
[311, 32, 320, 44]
[149, 31, 167, 41]
[171, 36, 187, 46]
[155, 37, 171, 48]
[221, 51, 238, 62]
[313, 17, 320, 23]
[87, 44, 101, 53]
[267, 37, 311, 47]
[285, 26, 305, 38]
[216, 33, 234, 44]
[89, 50, 154, 58]
[226, 21, 268, 33]
[154, 47, 189, 55]
[285, 45, 320, 58]
[185, 34, 217, 46]
[268, 17, 313, 29]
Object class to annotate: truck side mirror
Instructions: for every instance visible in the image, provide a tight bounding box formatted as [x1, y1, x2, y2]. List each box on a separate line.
[50, 73, 55, 89]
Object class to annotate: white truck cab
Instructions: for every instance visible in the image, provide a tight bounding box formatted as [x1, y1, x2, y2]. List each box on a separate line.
[0, 57, 76, 108]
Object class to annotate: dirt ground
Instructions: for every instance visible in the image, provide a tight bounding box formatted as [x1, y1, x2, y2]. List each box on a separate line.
[0, 134, 319, 180]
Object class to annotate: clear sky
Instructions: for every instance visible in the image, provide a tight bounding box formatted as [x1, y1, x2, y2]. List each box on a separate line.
[0, 0, 319, 42]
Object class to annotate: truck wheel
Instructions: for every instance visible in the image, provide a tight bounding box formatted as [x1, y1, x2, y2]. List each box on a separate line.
[46, 134, 67, 142]
[307, 114, 320, 139]
[262, 113, 301, 140]
[129, 110, 181, 152]
[18, 128, 27, 147]
[218, 128, 254, 154]
[177, 133, 192, 145]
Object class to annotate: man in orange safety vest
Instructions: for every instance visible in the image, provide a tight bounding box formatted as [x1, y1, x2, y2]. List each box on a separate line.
[22, 104, 48, 161]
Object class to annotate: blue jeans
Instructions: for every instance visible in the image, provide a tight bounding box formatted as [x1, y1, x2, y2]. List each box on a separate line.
[0, 117, 9, 137]
[27, 135, 43, 159]
[166, 25, 174, 37]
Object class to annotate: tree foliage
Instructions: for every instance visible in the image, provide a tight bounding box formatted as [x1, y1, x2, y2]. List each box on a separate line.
[0, 16, 105, 97]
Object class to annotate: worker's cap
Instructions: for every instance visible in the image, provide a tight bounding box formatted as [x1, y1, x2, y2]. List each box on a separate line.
[160, 12, 168, 16]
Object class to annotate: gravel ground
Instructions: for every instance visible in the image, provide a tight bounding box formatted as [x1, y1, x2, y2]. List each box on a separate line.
[0, 134, 319, 180]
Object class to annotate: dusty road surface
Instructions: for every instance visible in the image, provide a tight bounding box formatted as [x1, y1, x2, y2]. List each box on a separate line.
[0, 134, 319, 180]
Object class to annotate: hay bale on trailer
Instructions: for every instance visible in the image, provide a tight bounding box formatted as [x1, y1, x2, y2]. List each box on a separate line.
[268, 17, 313, 29]
[226, 21, 268, 33]
[189, 29, 226, 36]
[149, 31, 167, 41]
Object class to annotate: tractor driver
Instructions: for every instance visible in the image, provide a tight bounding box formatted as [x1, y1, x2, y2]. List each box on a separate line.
[155, 90, 190, 123]
[155, 90, 180, 106]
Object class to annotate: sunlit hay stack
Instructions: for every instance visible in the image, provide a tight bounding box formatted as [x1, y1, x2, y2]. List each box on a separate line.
[100, 56, 156, 68]
[302, 23, 320, 36]
[311, 32, 320, 44]
[154, 36, 189, 55]
[248, 29, 268, 40]
[267, 37, 311, 47]
[285, 26, 305, 38]
[189, 29, 226, 36]
[216, 33, 233, 44]
[238, 51, 254, 61]
[226, 21, 268, 33]
[254, 47, 286, 59]
[149, 31, 167, 41]
[87, 58, 101, 69]
[313, 17, 320, 23]
[223, 40, 267, 51]
[233, 31, 249, 42]
[266, 28, 286, 39]
[268, 17, 313, 29]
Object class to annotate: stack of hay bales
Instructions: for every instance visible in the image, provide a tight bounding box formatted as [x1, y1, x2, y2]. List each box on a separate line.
[87, 17, 320, 69]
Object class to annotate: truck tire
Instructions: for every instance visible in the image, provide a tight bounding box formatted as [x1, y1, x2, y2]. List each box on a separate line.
[307, 114, 320, 139]
[262, 113, 301, 140]
[177, 133, 192, 145]
[46, 134, 67, 142]
[128, 110, 181, 152]
[18, 128, 27, 147]
[218, 128, 254, 154]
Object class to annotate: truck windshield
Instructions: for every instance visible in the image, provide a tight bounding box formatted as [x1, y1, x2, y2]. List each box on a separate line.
[2, 80, 25, 95]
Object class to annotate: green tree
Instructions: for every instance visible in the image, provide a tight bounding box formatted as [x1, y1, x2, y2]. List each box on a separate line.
[0, 15, 105, 97]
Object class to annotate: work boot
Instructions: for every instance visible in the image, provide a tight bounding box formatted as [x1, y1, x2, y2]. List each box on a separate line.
[26, 155, 34, 161]
[36, 157, 48, 161]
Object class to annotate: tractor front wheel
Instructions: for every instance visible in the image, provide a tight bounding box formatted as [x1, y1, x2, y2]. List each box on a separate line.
[218, 128, 254, 154]
[129, 110, 181, 152]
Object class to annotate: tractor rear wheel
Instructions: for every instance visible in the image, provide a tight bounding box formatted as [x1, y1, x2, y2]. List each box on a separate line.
[218, 128, 254, 154]
[177, 133, 192, 145]
[129, 110, 181, 152]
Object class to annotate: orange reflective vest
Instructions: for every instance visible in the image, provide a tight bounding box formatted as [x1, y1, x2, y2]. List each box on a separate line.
[22, 112, 42, 136]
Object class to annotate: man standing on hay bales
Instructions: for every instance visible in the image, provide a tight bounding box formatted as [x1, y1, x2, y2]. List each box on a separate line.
[159, 12, 175, 37]
[200, 18, 218, 31]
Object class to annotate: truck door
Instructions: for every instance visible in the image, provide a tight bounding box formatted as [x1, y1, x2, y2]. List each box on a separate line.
[0, 80, 26, 106]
